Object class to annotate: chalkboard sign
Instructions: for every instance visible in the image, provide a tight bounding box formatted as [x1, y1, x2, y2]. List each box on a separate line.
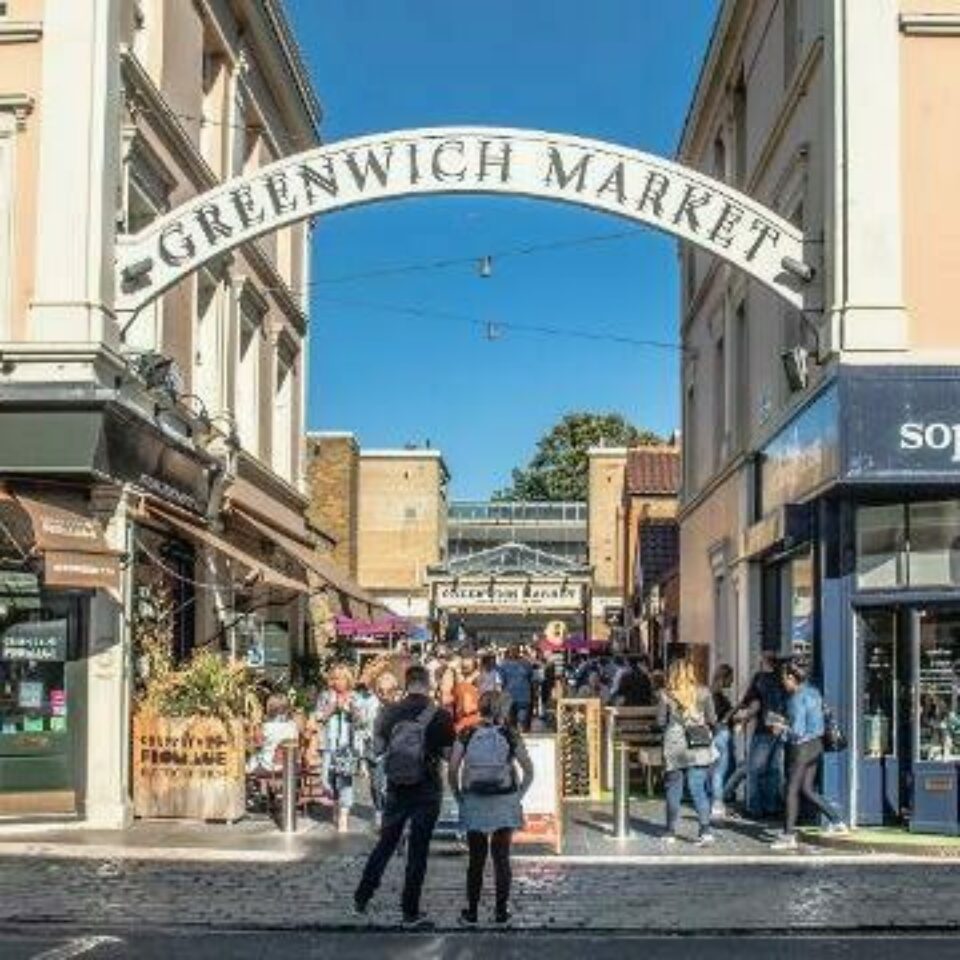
[1, 619, 68, 662]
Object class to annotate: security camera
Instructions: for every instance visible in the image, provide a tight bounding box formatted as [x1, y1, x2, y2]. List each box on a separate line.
[781, 256, 816, 283]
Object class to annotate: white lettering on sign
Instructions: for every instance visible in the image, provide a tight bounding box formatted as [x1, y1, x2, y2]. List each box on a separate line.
[434, 580, 584, 610]
[899, 422, 960, 462]
[117, 127, 813, 316]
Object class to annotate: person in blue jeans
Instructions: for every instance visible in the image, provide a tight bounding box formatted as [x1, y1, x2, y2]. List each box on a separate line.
[708, 663, 736, 818]
[497, 647, 534, 732]
[657, 658, 718, 846]
[733, 652, 787, 818]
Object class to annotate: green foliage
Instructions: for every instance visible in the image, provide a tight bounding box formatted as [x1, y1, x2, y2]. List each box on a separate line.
[495, 412, 662, 502]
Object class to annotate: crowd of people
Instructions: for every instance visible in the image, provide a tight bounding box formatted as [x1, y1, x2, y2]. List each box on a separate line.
[247, 641, 848, 926]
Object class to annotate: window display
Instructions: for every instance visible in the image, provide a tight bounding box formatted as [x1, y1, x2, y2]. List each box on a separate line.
[859, 611, 895, 758]
[917, 610, 960, 762]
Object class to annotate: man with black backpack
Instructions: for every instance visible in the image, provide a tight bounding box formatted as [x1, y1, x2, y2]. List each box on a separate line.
[353, 665, 455, 929]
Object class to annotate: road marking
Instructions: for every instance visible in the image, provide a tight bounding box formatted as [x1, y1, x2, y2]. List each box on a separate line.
[30, 936, 122, 960]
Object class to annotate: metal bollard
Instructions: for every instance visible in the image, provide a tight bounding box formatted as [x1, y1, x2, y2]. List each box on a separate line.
[612, 739, 632, 840]
[280, 743, 298, 834]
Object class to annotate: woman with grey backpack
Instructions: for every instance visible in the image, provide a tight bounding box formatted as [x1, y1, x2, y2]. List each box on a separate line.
[448, 690, 534, 926]
[658, 658, 718, 846]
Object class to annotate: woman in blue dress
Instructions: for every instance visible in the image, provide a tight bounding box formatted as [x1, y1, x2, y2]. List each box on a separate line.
[448, 690, 534, 926]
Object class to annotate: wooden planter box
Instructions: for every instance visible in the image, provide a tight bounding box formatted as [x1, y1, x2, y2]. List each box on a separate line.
[133, 714, 246, 822]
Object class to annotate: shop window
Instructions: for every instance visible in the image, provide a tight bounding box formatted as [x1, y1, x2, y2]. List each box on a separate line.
[917, 609, 960, 762]
[860, 609, 895, 758]
[236, 292, 264, 456]
[272, 344, 295, 481]
[908, 500, 960, 587]
[856, 505, 907, 589]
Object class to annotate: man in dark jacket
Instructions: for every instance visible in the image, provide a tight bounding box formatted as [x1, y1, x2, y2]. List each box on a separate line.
[354, 665, 455, 928]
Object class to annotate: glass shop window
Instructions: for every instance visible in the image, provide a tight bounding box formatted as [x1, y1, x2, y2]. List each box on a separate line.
[908, 501, 960, 588]
[917, 609, 960, 762]
[0, 584, 73, 738]
[856, 505, 906, 589]
[860, 610, 895, 759]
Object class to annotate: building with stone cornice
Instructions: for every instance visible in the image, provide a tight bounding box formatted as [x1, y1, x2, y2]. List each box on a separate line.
[679, 0, 960, 830]
[0, 1, 372, 826]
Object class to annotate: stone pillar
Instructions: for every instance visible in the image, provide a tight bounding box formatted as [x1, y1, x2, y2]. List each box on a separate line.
[81, 485, 134, 829]
[29, 0, 121, 345]
[829, 0, 908, 351]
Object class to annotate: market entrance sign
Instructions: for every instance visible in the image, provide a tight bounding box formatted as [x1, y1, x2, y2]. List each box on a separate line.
[117, 127, 816, 315]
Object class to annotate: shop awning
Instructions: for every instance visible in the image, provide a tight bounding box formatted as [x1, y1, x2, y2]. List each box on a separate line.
[0, 485, 122, 600]
[139, 501, 308, 595]
[229, 506, 387, 615]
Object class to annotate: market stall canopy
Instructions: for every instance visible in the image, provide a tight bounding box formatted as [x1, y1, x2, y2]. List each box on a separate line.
[139, 500, 307, 594]
[0, 485, 122, 601]
[228, 505, 388, 616]
[334, 614, 412, 640]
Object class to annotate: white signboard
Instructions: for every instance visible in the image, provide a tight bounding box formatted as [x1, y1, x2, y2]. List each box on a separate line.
[434, 581, 583, 611]
[118, 127, 813, 315]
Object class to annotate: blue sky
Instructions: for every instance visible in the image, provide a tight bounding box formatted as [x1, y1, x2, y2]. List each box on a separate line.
[285, 0, 719, 499]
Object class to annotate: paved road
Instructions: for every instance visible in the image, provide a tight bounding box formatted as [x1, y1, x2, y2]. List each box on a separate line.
[3, 931, 960, 960]
[2, 854, 959, 933]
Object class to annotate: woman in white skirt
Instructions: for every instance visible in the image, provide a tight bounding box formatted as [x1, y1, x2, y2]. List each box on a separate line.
[448, 691, 534, 926]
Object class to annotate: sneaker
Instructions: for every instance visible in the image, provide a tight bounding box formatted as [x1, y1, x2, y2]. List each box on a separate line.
[825, 821, 850, 835]
[695, 832, 717, 847]
[711, 803, 727, 821]
[352, 895, 369, 917]
[494, 908, 512, 925]
[459, 908, 478, 927]
[770, 833, 798, 851]
[661, 833, 678, 847]
[402, 913, 435, 931]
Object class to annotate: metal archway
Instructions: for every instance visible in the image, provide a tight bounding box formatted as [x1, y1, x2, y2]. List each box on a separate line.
[116, 127, 817, 315]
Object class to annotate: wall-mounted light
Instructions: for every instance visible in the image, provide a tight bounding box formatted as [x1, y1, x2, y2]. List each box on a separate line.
[781, 256, 815, 284]
[121, 256, 154, 292]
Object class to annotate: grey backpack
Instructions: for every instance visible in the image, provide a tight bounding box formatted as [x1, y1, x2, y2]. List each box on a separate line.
[384, 705, 436, 786]
[462, 724, 516, 795]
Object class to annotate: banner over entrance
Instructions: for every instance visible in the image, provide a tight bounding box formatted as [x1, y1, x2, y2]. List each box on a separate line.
[117, 127, 816, 314]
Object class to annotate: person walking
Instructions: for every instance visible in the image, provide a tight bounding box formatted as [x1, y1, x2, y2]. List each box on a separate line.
[354, 665, 456, 928]
[497, 646, 534, 731]
[658, 658, 718, 845]
[448, 691, 534, 926]
[769, 661, 847, 850]
[316, 664, 360, 833]
[732, 651, 788, 819]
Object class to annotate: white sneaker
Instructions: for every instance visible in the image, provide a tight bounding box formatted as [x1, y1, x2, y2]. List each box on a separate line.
[711, 803, 727, 821]
[695, 832, 717, 847]
[661, 833, 678, 847]
[826, 821, 849, 835]
[770, 833, 798, 851]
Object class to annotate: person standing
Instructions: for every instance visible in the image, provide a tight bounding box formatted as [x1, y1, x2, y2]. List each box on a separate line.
[498, 646, 534, 731]
[658, 658, 718, 845]
[769, 661, 847, 850]
[732, 652, 788, 819]
[354, 665, 456, 929]
[365, 672, 401, 825]
[708, 663, 737, 819]
[316, 665, 360, 833]
[453, 655, 481, 735]
[448, 691, 534, 926]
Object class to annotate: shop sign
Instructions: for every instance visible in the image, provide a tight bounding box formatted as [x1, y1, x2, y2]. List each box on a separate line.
[845, 369, 960, 480]
[44, 549, 122, 601]
[1, 619, 68, 662]
[434, 580, 584, 610]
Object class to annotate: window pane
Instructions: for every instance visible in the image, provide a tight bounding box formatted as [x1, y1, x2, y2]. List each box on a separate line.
[856, 505, 905, 589]
[908, 501, 960, 587]
[860, 610, 895, 758]
[918, 609, 960, 761]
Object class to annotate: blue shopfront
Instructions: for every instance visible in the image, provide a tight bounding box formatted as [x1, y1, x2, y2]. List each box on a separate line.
[749, 367, 960, 834]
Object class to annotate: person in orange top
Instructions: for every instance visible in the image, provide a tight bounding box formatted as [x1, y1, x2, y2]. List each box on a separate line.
[453, 656, 481, 734]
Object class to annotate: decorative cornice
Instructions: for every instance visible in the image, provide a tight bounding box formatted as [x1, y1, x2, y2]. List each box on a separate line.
[0, 21, 42, 44]
[900, 13, 960, 36]
[0, 94, 35, 131]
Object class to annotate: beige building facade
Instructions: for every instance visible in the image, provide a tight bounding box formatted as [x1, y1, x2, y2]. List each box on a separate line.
[679, 0, 960, 829]
[0, 0, 363, 826]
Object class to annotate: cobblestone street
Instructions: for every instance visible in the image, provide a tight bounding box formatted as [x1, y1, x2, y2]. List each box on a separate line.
[1, 848, 959, 934]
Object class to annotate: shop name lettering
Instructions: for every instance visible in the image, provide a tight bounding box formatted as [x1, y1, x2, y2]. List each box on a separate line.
[900, 422, 960, 462]
[138, 733, 230, 772]
[438, 584, 581, 605]
[154, 136, 782, 272]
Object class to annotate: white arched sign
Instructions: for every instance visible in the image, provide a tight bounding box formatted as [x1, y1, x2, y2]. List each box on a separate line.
[116, 127, 816, 315]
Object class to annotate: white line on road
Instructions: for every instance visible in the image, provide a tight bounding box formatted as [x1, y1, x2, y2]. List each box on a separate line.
[30, 936, 123, 960]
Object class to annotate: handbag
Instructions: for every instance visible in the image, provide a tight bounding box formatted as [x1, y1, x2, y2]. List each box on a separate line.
[822, 706, 848, 753]
[684, 722, 714, 749]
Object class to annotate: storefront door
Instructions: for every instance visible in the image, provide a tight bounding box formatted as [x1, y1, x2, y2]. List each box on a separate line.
[857, 604, 960, 833]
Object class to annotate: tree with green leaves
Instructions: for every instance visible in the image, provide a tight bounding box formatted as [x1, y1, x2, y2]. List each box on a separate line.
[495, 412, 662, 502]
